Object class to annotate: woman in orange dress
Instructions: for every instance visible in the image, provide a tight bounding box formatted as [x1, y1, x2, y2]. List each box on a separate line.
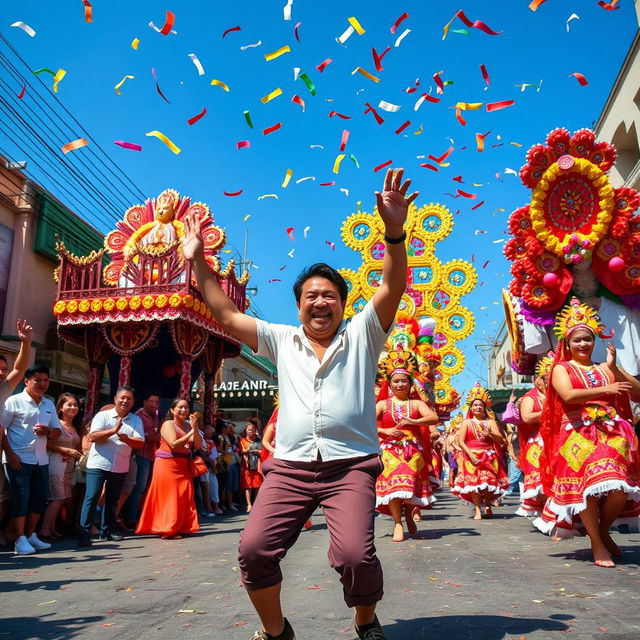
[538, 298, 640, 567]
[453, 385, 509, 519]
[239, 422, 263, 512]
[136, 398, 201, 539]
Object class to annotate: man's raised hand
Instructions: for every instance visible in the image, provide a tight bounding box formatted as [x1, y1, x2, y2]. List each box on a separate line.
[375, 168, 419, 233]
[16, 319, 33, 343]
[182, 212, 204, 261]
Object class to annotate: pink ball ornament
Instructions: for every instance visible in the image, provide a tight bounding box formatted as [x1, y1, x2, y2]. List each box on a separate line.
[543, 272, 559, 288]
[609, 256, 626, 272]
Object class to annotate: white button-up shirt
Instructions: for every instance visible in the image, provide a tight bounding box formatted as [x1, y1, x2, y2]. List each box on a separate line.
[256, 299, 390, 462]
[1, 391, 62, 465]
[87, 409, 145, 473]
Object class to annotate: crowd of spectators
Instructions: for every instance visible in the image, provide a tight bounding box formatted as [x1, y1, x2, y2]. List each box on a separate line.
[0, 320, 265, 555]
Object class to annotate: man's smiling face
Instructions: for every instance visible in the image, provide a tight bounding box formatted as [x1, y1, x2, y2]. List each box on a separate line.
[297, 277, 346, 342]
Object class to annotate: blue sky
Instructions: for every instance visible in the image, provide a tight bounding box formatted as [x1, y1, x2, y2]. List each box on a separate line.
[1, 0, 638, 397]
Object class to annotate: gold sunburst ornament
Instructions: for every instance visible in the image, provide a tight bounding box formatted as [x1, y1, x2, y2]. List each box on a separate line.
[534, 353, 554, 380]
[380, 349, 418, 379]
[553, 297, 613, 341]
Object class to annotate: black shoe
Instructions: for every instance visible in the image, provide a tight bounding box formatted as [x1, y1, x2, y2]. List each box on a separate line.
[354, 616, 386, 640]
[78, 532, 92, 547]
[251, 618, 295, 640]
[98, 532, 124, 542]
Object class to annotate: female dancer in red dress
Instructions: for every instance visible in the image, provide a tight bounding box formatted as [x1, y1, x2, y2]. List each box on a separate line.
[517, 355, 552, 518]
[538, 298, 640, 567]
[136, 398, 201, 539]
[375, 350, 439, 542]
[453, 385, 509, 519]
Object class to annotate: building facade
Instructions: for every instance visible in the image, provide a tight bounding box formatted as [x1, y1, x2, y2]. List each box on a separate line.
[0, 159, 107, 400]
[209, 344, 278, 428]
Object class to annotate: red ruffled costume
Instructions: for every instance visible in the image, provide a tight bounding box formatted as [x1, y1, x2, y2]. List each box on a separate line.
[516, 389, 547, 517]
[452, 418, 509, 503]
[534, 358, 640, 537]
[376, 398, 435, 514]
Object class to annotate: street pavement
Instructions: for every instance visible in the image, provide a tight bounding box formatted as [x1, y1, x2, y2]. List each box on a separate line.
[2, 491, 640, 640]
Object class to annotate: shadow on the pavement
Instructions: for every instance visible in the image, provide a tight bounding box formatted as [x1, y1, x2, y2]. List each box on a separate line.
[549, 544, 640, 565]
[411, 527, 481, 539]
[0, 577, 109, 593]
[382, 613, 573, 639]
[0, 547, 142, 568]
[0, 613, 103, 639]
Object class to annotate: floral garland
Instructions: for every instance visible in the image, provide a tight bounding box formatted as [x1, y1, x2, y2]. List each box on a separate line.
[53, 293, 207, 317]
[529, 158, 615, 262]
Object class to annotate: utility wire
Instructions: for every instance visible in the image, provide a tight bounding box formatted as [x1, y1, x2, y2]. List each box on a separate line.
[0, 66, 130, 225]
[0, 33, 145, 203]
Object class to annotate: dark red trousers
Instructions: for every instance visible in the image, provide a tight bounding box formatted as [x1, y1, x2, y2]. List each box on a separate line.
[238, 454, 384, 607]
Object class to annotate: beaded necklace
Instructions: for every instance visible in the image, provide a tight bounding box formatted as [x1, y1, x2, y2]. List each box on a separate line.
[471, 418, 490, 439]
[390, 396, 411, 424]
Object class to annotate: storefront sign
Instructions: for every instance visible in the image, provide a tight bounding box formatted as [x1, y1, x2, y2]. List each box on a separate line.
[214, 379, 269, 392]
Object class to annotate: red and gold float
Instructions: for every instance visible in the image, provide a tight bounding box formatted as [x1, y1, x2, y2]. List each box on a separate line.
[54, 189, 248, 422]
[503, 129, 640, 374]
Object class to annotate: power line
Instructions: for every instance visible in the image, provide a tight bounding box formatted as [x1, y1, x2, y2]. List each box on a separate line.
[0, 65, 130, 225]
[0, 134, 110, 227]
[0, 72, 133, 222]
[0, 35, 147, 233]
[0, 33, 145, 203]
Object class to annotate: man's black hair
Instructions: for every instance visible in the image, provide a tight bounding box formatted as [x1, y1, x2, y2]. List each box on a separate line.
[143, 389, 161, 401]
[115, 385, 135, 396]
[293, 263, 348, 303]
[25, 365, 49, 379]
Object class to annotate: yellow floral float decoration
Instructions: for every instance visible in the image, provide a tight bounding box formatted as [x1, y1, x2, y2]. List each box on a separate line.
[339, 199, 476, 414]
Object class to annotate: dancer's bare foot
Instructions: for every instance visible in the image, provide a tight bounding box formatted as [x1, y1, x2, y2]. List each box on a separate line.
[405, 515, 417, 535]
[412, 507, 421, 522]
[592, 542, 614, 567]
[600, 530, 621, 557]
[392, 523, 405, 542]
[550, 535, 564, 542]
[484, 506, 493, 518]
[473, 508, 482, 520]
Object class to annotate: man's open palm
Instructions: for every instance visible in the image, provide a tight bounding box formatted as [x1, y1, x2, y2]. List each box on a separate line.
[375, 168, 419, 229]
[183, 212, 203, 261]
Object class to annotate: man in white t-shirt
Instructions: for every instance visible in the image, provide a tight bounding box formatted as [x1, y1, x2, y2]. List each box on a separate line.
[0, 319, 33, 548]
[2, 364, 61, 555]
[183, 169, 417, 640]
[79, 386, 144, 547]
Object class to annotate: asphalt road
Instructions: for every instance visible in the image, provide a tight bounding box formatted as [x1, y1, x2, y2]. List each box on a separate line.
[2, 491, 639, 640]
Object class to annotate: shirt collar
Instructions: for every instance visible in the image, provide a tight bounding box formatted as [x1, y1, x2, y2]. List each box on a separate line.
[294, 318, 348, 346]
[20, 390, 41, 406]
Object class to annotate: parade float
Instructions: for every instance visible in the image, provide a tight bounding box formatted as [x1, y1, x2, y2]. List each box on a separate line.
[339, 200, 476, 418]
[502, 128, 640, 374]
[53, 188, 248, 422]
